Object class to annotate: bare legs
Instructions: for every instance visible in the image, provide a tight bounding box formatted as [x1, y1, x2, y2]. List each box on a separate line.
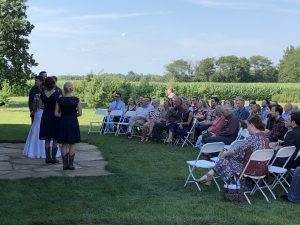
[195, 169, 215, 185]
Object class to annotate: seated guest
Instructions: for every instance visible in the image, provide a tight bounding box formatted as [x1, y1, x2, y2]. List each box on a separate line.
[273, 112, 300, 169]
[203, 105, 239, 145]
[249, 104, 262, 118]
[152, 98, 172, 143]
[282, 103, 293, 120]
[142, 98, 161, 141]
[126, 97, 152, 137]
[193, 99, 208, 122]
[106, 92, 126, 130]
[261, 99, 270, 124]
[190, 96, 199, 112]
[245, 99, 256, 111]
[195, 106, 225, 148]
[194, 97, 220, 141]
[281, 167, 300, 204]
[124, 97, 137, 114]
[265, 105, 287, 142]
[166, 99, 193, 143]
[196, 115, 269, 185]
[224, 99, 235, 108]
[234, 98, 250, 121]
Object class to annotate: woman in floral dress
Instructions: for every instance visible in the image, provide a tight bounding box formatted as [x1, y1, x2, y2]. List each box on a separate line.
[196, 115, 270, 185]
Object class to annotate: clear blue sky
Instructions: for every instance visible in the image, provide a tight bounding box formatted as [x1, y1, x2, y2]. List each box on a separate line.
[27, 0, 300, 76]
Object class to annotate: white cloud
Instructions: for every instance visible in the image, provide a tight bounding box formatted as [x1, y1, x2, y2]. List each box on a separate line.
[121, 33, 127, 37]
[71, 11, 169, 20]
[28, 6, 66, 16]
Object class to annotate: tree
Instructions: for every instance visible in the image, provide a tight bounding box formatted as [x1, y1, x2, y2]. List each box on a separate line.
[213, 56, 246, 82]
[278, 46, 300, 82]
[0, 0, 37, 87]
[194, 57, 215, 82]
[164, 59, 193, 82]
[248, 56, 278, 82]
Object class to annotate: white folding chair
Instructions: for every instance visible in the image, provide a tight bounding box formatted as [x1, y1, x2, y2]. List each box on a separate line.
[184, 142, 225, 191]
[115, 111, 137, 136]
[103, 110, 123, 135]
[238, 149, 275, 204]
[269, 146, 296, 193]
[236, 128, 250, 140]
[88, 109, 108, 134]
[175, 118, 198, 148]
[211, 139, 245, 163]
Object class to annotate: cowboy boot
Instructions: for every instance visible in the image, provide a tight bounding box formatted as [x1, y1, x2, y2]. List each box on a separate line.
[51, 147, 59, 164]
[62, 153, 69, 170]
[45, 147, 51, 164]
[68, 154, 75, 170]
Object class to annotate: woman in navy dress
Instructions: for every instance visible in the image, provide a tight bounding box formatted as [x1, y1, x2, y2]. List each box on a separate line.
[39, 77, 61, 163]
[55, 82, 82, 170]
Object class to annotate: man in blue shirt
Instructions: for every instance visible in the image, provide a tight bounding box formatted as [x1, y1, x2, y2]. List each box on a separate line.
[234, 98, 250, 121]
[107, 92, 125, 131]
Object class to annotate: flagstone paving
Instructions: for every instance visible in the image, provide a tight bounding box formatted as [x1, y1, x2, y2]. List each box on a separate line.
[0, 142, 110, 179]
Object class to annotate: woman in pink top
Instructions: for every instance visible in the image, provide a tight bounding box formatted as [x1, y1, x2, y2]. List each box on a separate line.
[195, 106, 225, 147]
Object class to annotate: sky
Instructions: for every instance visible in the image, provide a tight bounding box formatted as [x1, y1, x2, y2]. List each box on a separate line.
[26, 0, 300, 76]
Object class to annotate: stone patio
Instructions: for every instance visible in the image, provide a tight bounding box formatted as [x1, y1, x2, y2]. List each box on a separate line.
[0, 142, 111, 179]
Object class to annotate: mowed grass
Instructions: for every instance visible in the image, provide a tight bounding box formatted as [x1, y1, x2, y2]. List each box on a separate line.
[0, 97, 299, 225]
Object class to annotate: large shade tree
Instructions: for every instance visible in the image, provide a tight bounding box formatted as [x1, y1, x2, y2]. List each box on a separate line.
[0, 0, 37, 87]
[278, 46, 300, 82]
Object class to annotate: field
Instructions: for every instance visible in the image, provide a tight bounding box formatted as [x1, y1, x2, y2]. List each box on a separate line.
[0, 97, 299, 225]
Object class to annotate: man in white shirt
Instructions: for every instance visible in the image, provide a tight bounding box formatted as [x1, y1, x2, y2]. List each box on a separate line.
[126, 97, 152, 137]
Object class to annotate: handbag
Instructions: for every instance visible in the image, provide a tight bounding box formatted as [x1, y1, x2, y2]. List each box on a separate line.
[223, 183, 245, 202]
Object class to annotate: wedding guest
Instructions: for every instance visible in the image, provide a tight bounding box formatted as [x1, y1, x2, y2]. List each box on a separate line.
[28, 75, 44, 123]
[39, 77, 61, 164]
[55, 82, 82, 170]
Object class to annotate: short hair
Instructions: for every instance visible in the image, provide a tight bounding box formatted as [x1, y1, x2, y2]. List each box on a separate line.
[211, 97, 220, 103]
[35, 75, 44, 82]
[262, 99, 270, 105]
[39, 71, 47, 76]
[191, 96, 199, 101]
[115, 92, 121, 97]
[44, 77, 56, 91]
[51, 76, 58, 82]
[63, 82, 74, 93]
[249, 100, 256, 104]
[291, 111, 300, 126]
[168, 87, 175, 93]
[272, 105, 283, 116]
[247, 114, 265, 131]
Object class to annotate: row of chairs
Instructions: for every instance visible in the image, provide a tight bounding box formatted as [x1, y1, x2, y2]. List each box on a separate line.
[88, 109, 136, 136]
[184, 141, 299, 204]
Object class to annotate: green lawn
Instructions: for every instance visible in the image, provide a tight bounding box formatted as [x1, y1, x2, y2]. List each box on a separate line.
[0, 97, 299, 225]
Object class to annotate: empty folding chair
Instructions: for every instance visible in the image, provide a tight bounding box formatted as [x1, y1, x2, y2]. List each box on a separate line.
[238, 149, 275, 204]
[184, 142, 225, 191]
[102, 110, 123, 135]
[88, 109, 108, 134]
[115, 111, 136, 136]
[269, 146, 296, 193]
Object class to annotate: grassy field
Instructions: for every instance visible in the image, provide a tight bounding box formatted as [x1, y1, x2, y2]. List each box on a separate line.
[0, 97, 299, 225]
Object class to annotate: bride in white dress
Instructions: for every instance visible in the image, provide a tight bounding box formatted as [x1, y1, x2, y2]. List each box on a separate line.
[23, 93, 61, 158]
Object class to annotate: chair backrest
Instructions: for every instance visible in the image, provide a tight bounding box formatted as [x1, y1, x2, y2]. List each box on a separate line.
[110, 110, 123, 117]
[95, 109, 108, 116]
[201, 142, 225, 154]
[295, 150, 300, 160]
[239, 149, 274, 179]
[124, 110, 136, 118]
[227, 140, 244, 151]
[269, 146, 296, 168]
[237, 129, 250, 140]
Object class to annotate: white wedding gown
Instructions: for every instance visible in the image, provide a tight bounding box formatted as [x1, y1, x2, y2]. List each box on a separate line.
[23, 109, 61, 158]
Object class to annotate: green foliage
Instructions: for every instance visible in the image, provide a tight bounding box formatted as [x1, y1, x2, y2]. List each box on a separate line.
[0, 80, 11, 104]
[194, 57, 215, 82]
[165, 59, 194, 82]
[0, 0, 37, 86]
[278, 46, 300, 82]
